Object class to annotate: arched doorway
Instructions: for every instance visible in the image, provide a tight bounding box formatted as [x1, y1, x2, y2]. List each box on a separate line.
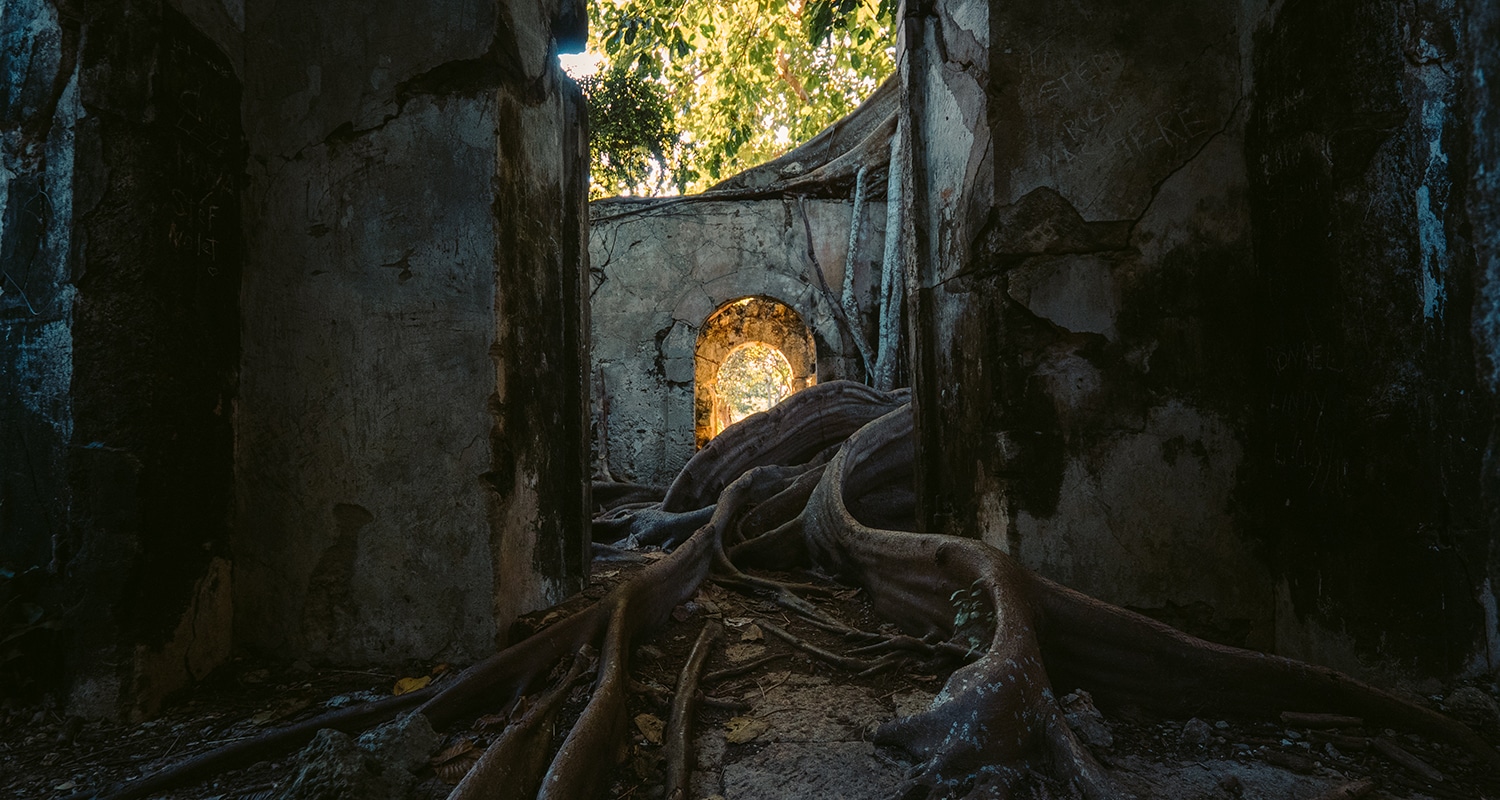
[694, 297, 816, 448]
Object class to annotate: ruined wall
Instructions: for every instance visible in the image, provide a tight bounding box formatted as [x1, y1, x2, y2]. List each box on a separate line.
[909, 0, 1499, 676]
[589, 197, 884, 485]
[2, 1, 241, 717]
[1244, 0, 1494, 676]
[1466, 0, 1500, 677]
[235, 0, 590, 664]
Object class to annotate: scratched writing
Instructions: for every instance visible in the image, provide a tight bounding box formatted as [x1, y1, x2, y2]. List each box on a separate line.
[1265, 343, 1338, 375]
[162, 32, 239, 272]
[1041, 106, 1212, 171]
[1037, 50, 1124, 102]
[1018, 45, 1216, 171]
[167, 174, 233, 266]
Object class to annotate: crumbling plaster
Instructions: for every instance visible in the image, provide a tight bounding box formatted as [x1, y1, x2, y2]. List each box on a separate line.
[589, 198, 886, 485]
[906, 0, 1500, 676]
[235, 0, 590, 666]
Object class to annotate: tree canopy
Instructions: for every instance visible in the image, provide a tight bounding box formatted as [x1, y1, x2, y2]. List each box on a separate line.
[578, 0, 897, 197]
[716, 342, 795, 425]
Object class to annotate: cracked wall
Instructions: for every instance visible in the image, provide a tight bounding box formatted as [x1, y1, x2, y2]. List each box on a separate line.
[589, 198, 885, 485]
[2, 1, 242, 718]
[909, 0, 1500, 677]
[234, 0, 590, 665]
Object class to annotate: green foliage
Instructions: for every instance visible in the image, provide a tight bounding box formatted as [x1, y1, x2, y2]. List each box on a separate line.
[585, 0, 896, 196]
[577, 69, 688, 196]
[717, 342, 794, 423]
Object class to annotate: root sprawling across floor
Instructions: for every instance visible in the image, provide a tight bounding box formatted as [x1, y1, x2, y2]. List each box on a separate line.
[35, 382, 1500, 800]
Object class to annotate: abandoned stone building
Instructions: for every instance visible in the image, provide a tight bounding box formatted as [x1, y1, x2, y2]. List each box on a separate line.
[2, 0, 1499, 797]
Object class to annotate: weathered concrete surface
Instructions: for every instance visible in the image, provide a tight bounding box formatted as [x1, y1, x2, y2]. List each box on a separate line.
[1243, 0, 1492, 675]
[2, 0, 78, 574]
[590, 198, 885, 485]
[2, 2, 242, 717]
[707, 672, 911, 800]
[908, 0, 1500, 675]
[1464, 0, 1500, 675]
[236, 0, 590, 664]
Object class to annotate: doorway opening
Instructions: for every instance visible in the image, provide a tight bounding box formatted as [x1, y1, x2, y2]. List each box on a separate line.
[694, 297, 817, 448]
[713, 342, 795, 436]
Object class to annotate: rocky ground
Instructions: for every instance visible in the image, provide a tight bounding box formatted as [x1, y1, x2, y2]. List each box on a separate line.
[3, 560, 1498, 800]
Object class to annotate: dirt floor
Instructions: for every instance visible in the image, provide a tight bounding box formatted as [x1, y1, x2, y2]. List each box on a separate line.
[3, 558, 1499, 800]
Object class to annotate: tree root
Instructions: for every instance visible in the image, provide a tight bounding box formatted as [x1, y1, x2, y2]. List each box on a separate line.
[757, 618, 903, 676]
[800, 404, 1500, 797]
[702, 653, 789, 684]
[591, 480, 666, 512]
[447, 649, 596, 800]
[660, 381, 907, 512]
[593, 504, 716, 548]
[665, 620, 722, 799]
[70, 381, 1499, 800]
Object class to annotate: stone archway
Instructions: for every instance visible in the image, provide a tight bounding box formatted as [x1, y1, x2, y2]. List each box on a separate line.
[694, 297, 816, 448]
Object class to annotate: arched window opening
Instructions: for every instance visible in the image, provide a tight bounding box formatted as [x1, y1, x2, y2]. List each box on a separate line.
[712, 342, 795, 437]
[694, 296, 817, 448]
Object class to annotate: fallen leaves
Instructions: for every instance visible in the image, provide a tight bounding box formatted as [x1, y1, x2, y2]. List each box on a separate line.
[392, 675, 431, 695]
[430, 738, 481, 784]
[634, 713, 665, 745]
[723, 716, 769, 744]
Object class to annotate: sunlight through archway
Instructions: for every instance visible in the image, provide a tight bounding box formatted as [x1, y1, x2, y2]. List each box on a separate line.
[712, 342, 795, 437]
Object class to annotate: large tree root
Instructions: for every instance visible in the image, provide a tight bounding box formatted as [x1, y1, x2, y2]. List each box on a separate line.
[70, 380, 1497, 800]
[664, 620, 722, 800]
[800, 404, 1500, 798]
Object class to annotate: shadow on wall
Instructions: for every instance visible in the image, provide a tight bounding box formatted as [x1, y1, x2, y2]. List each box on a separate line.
[694, 297, 816, 448]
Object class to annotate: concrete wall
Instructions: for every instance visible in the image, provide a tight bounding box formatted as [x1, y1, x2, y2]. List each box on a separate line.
[1465, 0, 1500, 678]
[2, 2, 241, 717]
[589, 197, 885, 485]
[2, 0, 590, 717]
[235, 0, 590, 665]
[907, 0, 1500, 677]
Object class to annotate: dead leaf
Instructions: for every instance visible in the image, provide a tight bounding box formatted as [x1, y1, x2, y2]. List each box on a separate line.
[724, 716, 769, 744]
[724, 617, 754, 627]
[430, 738, 477, 766]
[724, 643, 766, 663]
[696, 594, 722, 615]
[597, 569, 619, 579]
[393, 675, 432, 695]
[634, 713, 665, 745]
[430, 662, 451, 677]
[434, 751, 481, 784]
[641, 551, 666, 561]
[249, 710, 277, 726]
[472, 712, 509, 731]
[740, 624, 764, 643]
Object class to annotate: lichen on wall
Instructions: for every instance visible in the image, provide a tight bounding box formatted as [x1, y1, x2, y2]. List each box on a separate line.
[1, 0, 78, 574]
